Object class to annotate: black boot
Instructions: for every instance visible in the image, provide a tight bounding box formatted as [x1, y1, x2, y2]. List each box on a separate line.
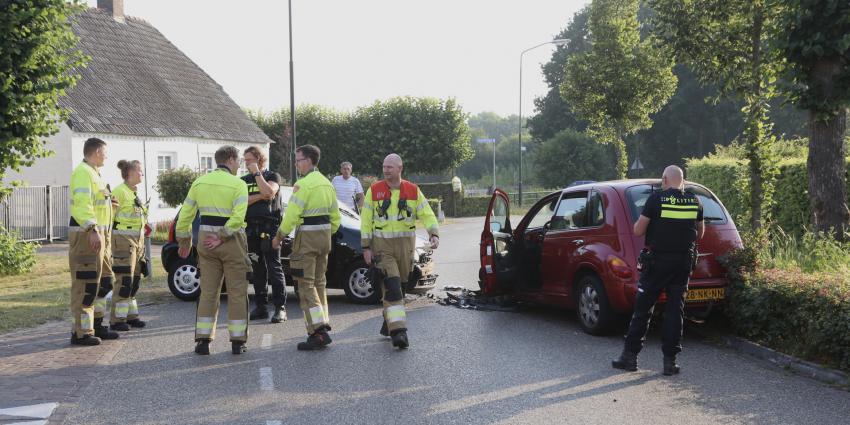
[194, 339, 210, 355]
[297, 328, 332, 351]
[270, 306, 287, 323]
[70, 332, 101, 346]
[663, 356, 680, 376]
[127, 318, 146, 328]
[232, 341, 247, 354]
[612, 350, 638, 371]
[250, 305, 269, 320]
[110, 322, 130, 332]
[390, 329, 409, 349]
[379, 320, 389, 337]
[94, 319, 119, 340]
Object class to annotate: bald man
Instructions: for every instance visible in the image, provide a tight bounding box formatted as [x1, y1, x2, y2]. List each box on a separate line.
[360, 153, 439, 349]
[613, 165, 705, 376]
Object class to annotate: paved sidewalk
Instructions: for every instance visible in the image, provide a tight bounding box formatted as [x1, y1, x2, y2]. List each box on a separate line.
[0, 321, 124, 424]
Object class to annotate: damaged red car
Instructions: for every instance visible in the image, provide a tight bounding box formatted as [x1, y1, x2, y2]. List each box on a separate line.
[479, 180, 742, 335]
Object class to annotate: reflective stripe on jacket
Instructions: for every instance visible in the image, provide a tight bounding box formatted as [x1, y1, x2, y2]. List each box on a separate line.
[70, 161, 111, 229]
[360, 181, 438, 248]
[175, 167, 249, 248]
[112, 183, 146, 233]
[277, 170, 341, 237]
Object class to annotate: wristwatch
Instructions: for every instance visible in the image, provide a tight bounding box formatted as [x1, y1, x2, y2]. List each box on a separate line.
[253, 171, 262, 177]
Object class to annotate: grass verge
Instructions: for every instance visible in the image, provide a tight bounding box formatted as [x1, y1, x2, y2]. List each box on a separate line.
[0, 253, 174, 334]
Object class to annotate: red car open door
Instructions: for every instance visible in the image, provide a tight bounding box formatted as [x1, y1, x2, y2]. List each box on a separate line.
[479, 189, 516, 295]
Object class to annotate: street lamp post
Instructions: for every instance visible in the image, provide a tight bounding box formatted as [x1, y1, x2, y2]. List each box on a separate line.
[518, 39, 569, 207]
[288, 0, 297, 183]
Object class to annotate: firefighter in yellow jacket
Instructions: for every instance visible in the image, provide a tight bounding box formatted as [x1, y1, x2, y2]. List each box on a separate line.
[176, 146, 252, 355]
[109, 160, 148, 331]
[69, 138, 119, 345]
[272, 144, 340, 350]
[361, 153, 439, 349]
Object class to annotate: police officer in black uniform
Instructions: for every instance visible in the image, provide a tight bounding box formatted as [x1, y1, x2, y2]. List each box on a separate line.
[242, 146, 288, 323]
[613, 165, 704, 376]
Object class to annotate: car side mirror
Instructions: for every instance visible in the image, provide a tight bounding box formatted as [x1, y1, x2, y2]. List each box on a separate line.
[490, 221, 502, 233]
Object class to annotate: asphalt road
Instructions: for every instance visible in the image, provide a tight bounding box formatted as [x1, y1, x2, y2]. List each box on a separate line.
[62, 217, 849, 425]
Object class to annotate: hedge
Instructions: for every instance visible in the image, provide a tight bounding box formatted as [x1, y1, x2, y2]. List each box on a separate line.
[457, 196, 492, 217]
[686, 156, 850, 233]
[725, 267, 850, 372]
[0, 227, 38, 276]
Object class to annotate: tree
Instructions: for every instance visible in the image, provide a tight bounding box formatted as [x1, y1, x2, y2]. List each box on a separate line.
[649, 0, 786, 230]
[533, 129, 616, 188]
[561, 0, 677, 179]
[155, 167, 202, 208]
[527, 7, 591, 143]
[249, 97, 472, 178]
[349, 97, 472, 176]
[0, 0, 87, 198]
[774, 0, 850, 239]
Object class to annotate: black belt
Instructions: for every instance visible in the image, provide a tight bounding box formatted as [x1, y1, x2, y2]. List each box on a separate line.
[302, 215, 330, 225]
[200, 215, 229, 226]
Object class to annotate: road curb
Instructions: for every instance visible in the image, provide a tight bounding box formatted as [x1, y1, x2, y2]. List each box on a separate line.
[691, 325, 849, 387]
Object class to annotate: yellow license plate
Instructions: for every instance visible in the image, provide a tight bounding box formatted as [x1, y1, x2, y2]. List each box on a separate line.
[686, 287, 726, 302]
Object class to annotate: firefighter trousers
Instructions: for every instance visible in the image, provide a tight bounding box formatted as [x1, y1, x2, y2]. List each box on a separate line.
[290, 229, 332, 335]
[93, 231, 114, 324]
[194, 230, 252, 342]
[110, 232, 145, 324]
[69, 229, 106, 337]
[373, 236, 415, 333]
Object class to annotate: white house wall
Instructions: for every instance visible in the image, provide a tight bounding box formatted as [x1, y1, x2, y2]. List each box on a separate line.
[11, 130, 268, 224]
[3, 122, 74, 186]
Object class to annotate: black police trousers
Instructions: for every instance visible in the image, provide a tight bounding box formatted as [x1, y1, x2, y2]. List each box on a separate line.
[247, 227, 286, 308]
[624, 252, 690, 357]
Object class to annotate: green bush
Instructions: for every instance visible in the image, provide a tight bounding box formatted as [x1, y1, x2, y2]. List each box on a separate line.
[687, 148, 850, 234]
[723, 266, 850, 372]
[457, 196, 492, 217]
[155, 167, 203, 208]
[0, 227, 38, 276]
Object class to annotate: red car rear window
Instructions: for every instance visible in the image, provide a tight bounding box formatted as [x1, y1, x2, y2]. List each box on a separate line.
[625, 184, 728, 224]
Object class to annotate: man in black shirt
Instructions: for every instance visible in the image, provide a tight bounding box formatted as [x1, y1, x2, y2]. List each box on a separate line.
[613, 165, 704, 375]
[242, 146, 287, 323]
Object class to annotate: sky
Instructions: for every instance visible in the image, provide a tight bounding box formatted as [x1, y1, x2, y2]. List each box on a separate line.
[87, 0, 588, 117]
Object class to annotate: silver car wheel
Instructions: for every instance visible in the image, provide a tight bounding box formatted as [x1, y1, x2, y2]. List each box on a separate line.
[348, 267, 374, 299]
[579, 284, 600, 327]
[173, 264, 200, 295]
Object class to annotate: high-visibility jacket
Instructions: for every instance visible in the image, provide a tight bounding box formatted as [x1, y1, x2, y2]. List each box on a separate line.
[175, 167, 248, 249]
[69, 160, 112, 231]
[277, 170, 340, 237]
[360, 179, 439, 249]
[111, 183, 147, 235]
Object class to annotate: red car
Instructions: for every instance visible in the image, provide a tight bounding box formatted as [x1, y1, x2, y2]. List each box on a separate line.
[479, 179, 742, 335]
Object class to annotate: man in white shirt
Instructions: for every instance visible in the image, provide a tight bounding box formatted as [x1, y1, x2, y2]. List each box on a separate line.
[331, 161, 364, 210]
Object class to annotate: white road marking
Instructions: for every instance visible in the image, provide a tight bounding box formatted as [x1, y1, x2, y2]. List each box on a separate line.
[8, 421, 47, 425]
[266, 421, 282, 425]
[259, 367, 274, 391]
[261, 333, 272, 349]
[0, 402, 57, 419]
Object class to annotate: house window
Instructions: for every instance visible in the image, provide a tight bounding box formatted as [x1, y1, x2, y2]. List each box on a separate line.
[200, 156, 214, 173]
[157, 154, 175, 173]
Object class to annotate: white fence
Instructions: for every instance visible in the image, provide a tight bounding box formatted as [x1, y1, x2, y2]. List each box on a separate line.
[0, 186, 70, 242]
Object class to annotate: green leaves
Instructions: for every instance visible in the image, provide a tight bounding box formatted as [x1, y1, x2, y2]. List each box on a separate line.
[560, 0, 677, 179]
[250, 97, 471, 179]
[0, 0, 87, 198]
[155, 167, 203, 208]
